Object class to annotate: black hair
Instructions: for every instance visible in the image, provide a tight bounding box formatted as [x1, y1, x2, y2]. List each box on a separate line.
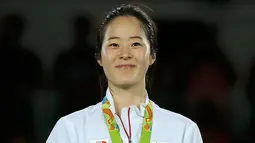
[95, 4, 158, 97]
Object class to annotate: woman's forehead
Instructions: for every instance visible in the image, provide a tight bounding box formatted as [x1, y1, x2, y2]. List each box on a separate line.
[104, 16, 146, 39]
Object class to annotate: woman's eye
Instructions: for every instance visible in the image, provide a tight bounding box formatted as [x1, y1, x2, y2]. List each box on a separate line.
[132, 42, 142, 47]
[109, 43, 119, 47]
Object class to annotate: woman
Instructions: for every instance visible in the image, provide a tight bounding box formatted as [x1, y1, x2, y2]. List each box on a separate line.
[47, 4, 203, 143]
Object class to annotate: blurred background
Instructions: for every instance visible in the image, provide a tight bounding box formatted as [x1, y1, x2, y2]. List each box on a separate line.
[1, 0, 255, 142]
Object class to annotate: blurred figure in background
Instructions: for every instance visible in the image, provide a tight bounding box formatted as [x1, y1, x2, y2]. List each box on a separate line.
[0, 13, 42, 143]
[185, 49, 236, 142]
[194, 100, 231, 143]
[186, 50, 236, 108]
[155, 21, 220, 114]
[54, 14, 100, 116]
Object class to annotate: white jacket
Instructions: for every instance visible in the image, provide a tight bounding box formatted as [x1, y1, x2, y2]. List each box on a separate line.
[47, 89, 203, 143]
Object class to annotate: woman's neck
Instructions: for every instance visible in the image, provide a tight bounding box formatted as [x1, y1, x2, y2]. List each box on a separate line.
[108, 81, 146, 115]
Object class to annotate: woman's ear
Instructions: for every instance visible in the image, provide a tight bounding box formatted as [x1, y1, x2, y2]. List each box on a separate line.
[97, 59, 103, 67]
[95, 53, 103, 66]
[149, 53, 156, 66]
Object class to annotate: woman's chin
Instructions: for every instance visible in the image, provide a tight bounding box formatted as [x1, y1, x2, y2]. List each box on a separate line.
[115, 79, 136, 88]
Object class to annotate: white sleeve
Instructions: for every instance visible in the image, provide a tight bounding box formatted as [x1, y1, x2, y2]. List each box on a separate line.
[183, 122, 203, 143]
[46, 117, 77, 143]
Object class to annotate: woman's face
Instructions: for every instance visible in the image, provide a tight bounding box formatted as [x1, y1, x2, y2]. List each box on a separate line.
[98, 16, 155, 88]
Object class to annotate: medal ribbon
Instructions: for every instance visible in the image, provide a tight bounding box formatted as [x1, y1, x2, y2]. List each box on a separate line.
[102, 96, 153, 143]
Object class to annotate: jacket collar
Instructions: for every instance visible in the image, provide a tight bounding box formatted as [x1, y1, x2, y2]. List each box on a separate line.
[104, 87, 150, 115]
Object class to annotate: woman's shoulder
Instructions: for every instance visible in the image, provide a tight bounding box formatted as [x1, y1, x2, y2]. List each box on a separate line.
[58, 102, 103, 126]
[152, 102, 197, 127]
[152, 103, 202, 142]
[47, 102, 104, 143]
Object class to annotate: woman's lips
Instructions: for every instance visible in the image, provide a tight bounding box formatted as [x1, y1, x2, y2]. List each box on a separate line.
[116, 64, 136, 68]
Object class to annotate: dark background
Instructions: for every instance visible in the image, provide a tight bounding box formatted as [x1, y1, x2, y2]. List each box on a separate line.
[1, 0, 255, 142]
